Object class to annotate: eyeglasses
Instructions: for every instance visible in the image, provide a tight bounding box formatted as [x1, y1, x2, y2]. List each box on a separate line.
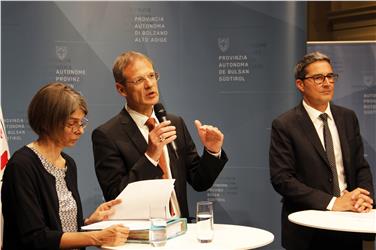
[302, 73, 339, 85]
[65, 117, 88, 132]
[126, 72, 160, 86]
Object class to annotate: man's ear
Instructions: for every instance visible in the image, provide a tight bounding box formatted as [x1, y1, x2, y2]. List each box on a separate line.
[115, 82, 127, 97]
[295, 79, 304, 93]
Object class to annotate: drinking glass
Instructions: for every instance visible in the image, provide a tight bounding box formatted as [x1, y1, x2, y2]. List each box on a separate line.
[196, 201, 214, 243]
[149, 204, 167, 247]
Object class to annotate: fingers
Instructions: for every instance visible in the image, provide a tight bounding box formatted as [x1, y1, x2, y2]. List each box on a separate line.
[101, 199, 121, 212]
[112, 225, 129, 245]
[351, 187, 370, 199]
[194, 120, 202, 130]
[206, 126, 224, 141]
[350, 188, 373, 204]
[194, 120, 224, 153]
[358, 193, 373, 205]
[334, 189, 374, 212]
[196, 121, 223, 138]
[107, 199, 122, 206]
[100, 199, 121, 210]
[91, 199, 122, 223]
[195, 120, 220, 134]
[353, 196, 373, 212]
[99, 209, 116, 221]
[146, 120, 177, 161]
[354, 200, 373, 212]
[150, 121, 176, 144]
[101, 225, 129, 246]
[159, 129, 177, 142]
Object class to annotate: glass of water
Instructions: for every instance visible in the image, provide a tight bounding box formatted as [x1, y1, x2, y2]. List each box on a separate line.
[149, 204, 167, 247]
[196, 201, 214, 243]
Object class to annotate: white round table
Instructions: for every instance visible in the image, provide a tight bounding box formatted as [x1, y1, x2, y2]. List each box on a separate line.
[288, 209, 376, 233]
[102, 223, 274, 250]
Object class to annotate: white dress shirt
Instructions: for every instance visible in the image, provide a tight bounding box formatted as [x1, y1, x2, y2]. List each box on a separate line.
[126, 105, 181, 217]
[302, 100, 347, 210]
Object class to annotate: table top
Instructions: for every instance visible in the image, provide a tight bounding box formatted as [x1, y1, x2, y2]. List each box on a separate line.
[288, 209, 376, 233]
[102, 223, 274, 250]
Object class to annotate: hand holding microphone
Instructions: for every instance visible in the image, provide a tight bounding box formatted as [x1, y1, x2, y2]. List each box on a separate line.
[154, 103, 179, 159]
[145, 103, 178, 161]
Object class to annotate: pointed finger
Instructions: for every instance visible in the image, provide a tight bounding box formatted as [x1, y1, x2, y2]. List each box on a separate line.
[194, 120, 202, 130]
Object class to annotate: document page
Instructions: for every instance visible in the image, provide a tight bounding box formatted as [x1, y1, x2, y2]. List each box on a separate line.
[110, 179, 175, 220]
[81, 220, 150, 231]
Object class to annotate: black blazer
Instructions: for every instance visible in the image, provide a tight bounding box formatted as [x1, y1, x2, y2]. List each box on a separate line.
[1, 146, 84, 250]
[269, 102, 374, 250]
[92, 108, 227, 218]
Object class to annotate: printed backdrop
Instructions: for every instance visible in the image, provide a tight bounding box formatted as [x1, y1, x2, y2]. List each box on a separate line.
[1, 2, 307, 249]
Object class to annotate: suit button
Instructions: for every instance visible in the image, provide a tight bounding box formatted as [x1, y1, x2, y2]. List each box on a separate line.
[329, 178, 332, 183]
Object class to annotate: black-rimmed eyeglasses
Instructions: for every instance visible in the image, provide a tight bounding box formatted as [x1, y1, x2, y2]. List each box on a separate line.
[302, 73, 339, 85]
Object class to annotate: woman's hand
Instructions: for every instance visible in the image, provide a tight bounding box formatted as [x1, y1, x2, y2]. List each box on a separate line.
[85, 199, 121, 225]
[88, 224, 129, 246]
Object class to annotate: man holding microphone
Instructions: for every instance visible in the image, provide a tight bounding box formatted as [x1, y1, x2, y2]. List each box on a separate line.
[92, 51, 228, 219]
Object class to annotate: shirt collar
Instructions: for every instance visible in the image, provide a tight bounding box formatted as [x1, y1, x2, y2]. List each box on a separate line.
[302, 100, 333, 122]
[126, 104, 158, 127]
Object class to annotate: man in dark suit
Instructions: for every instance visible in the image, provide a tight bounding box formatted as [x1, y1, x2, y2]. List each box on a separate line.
[269, 51, 374, 250]
[92, 51, 228, 219]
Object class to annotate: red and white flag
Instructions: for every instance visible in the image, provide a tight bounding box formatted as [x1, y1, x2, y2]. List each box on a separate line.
[0, 107, 9, 181]
[0, 106, 9, 248]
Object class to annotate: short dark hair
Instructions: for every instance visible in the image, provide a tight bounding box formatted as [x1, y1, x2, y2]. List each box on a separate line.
[112, 51, 154, 84]
[28, 82, 88, 141]
[295, 51, 331, 80]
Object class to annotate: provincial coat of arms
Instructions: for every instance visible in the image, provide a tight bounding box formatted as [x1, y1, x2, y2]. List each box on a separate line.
[363, 74, 375, 87]
[56, 46, 68, 61]
[218, 37, 230, 53]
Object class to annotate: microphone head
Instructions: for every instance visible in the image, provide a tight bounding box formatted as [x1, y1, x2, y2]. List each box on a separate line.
[154, 103, 167, 120]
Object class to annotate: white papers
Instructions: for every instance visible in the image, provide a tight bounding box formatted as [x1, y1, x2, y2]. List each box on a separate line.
[81, 220, 150, 231]
[110, 179, 175, 220]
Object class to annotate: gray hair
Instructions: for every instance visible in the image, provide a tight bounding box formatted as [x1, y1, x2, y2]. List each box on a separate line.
[295, 51, 331, 80]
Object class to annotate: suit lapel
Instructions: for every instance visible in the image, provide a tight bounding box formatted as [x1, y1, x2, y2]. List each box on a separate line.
[331, 105, 350, 172]
[165, 114, 178, 178]
[119, 109, 148, 154]
[296, 103, 330, 166]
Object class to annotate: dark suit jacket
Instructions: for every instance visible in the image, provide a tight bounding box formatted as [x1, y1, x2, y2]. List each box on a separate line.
[269, 102, 374, 250]
[92, 108, 228, 218]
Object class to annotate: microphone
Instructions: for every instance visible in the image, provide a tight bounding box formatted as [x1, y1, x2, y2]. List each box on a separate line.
[154, 103, 179, 159]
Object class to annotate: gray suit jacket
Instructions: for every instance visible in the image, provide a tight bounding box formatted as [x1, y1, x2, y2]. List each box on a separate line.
[92, 108, 228, 219]
[269, 102, 373, 249]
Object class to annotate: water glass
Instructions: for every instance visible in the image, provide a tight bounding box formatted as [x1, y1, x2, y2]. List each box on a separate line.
[149, 205, 167, 247]
[196, 201, 214, 243]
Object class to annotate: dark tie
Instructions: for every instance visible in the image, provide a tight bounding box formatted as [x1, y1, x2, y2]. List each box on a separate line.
[145, 117, 168, 179]
[145, 117, 175, 216]
[319, 113, 341, 197]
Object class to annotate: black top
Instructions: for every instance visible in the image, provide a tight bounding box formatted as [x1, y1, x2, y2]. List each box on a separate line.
[1, 146, 84, 250]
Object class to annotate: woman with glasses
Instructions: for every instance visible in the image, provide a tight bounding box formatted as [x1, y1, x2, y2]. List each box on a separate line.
[1, 82, 129, 250]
